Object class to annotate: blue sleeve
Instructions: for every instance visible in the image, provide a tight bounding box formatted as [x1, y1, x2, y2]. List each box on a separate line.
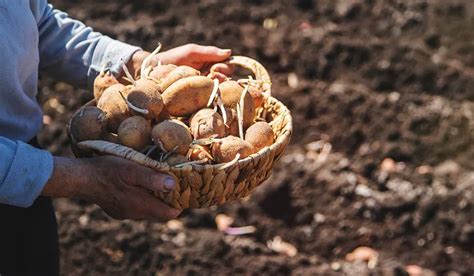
[0, 137, 54, 208]
[29, 0, 141, 89]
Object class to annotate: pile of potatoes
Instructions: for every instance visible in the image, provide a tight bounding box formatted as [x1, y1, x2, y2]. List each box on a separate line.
[70, 49, 275, 166]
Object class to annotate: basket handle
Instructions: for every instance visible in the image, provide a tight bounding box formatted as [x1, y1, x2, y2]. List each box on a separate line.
[77, 140, 171, 173]
[226, 56, 272, 96]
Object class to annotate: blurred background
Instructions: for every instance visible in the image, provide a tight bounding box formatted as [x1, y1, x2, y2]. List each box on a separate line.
[39, 0, 473, 275]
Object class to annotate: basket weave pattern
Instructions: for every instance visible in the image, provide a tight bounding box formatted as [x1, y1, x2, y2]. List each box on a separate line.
[68, 56, 292, 209]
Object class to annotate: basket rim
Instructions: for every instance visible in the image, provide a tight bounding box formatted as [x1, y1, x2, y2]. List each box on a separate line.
[71, 95, 292, 173]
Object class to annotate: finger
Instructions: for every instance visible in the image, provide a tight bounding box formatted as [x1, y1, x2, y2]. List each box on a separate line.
[210, 63, 235, 76]
[187, 44, 232, 63]
[123, 164, 177, 193]
[208, 71, 228, 83]
[133, 188, 182, 221]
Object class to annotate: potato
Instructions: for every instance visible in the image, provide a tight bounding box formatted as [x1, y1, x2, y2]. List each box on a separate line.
[219, 80, 255, 129]
[93, 71, 118, 101]
[127, 79, 163, 120]
[70, 106, 107, 142]
[160, 65, 200, 91]
[151, 119, 192, 155]
[212, 136, 254, 163]
[190, 108, 225, 139]
[118, 116, 151, 151]
[97, 83, 131, 132]
[149, 64, 177, 81]
[245, 122, 274, 152]
[162, 76, 214, 116]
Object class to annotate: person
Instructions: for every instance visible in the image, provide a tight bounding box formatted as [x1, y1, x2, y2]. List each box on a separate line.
[0, 1, 233, 275]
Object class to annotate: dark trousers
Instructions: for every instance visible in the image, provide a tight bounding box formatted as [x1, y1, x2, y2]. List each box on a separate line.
[0, 196, 59, 276]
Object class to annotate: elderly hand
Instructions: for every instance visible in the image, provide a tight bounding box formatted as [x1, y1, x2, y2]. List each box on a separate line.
[85, 156, 181, 221]
[128, 43, 234, 79]
[42, 156, 181, 221]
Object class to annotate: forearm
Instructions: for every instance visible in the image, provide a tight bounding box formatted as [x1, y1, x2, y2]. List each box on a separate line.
[41, 157, 95, 200]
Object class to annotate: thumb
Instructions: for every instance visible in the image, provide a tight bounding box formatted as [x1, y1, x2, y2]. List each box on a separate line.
[132, 166, 177, 194]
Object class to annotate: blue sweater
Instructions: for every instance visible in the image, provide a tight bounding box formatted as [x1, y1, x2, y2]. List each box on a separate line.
[0, 1, 140, 207]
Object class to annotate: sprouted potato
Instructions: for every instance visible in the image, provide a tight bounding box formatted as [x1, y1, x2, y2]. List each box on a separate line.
[160, 65, 200, 91]
[126, 78, 164, 120]
[151, 119, 192, 155]
[96, 83, 131, 132]
[149, 64, 177, 81]
[93, 70, 118, 101]
[118, 116, 151, 151]
[189, 108, 225, 139]
[245, 121, 274, 152]
[211, 135, 254, 163]
[70, 106, 107, 142]
[162, 76, 215, 116]
[219, 80, 255, 129]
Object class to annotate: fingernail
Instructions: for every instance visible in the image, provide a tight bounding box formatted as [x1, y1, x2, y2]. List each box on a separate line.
[164, 177, 176, 190]
[219, 49, 231, 55]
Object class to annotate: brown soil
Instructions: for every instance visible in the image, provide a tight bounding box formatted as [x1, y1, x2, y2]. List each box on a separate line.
[39, 0, 473, 275]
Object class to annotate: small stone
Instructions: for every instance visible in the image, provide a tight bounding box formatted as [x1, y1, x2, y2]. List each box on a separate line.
[263, 18, 278, 30]
[380, 158, 396, 173]
[355, 184, 374, 198]
[166, 219, 184, 231]
[78, 214, 89, 226]
[331, 262, 341, 271]
[287, 73, 299, 89]
[313, 213, 326, 224]
[417, 238, 425, 247]
[328, 82, 347, 94]
[388, 91, 401, 102]
[444, 246, 455, 255]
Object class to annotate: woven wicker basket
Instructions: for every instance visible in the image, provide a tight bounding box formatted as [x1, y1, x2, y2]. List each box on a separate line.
[68, 56, 292, 209]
